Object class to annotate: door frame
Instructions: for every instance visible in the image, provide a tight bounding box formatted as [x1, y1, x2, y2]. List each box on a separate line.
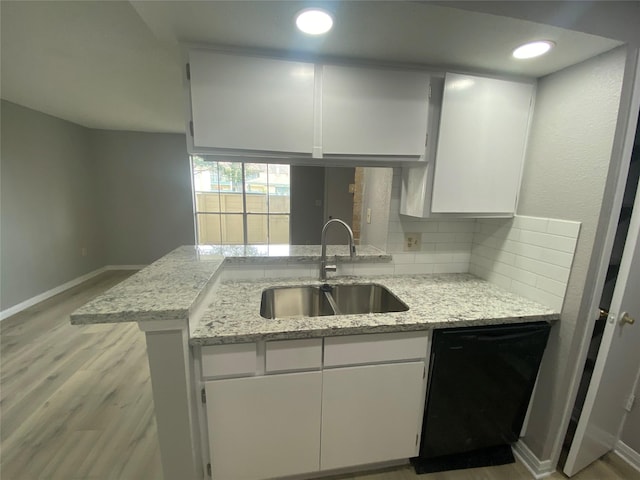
[552, 46, 640, 468]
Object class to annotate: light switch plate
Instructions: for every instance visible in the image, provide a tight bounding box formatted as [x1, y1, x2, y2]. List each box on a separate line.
[404, 233, 421, 251]
[366, 208, 372, 224]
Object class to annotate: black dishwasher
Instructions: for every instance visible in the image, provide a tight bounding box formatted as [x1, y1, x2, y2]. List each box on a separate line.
[413, 322, 551, 474]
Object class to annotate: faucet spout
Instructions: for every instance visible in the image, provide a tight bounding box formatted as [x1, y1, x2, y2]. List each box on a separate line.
[320, 218, 356, 281]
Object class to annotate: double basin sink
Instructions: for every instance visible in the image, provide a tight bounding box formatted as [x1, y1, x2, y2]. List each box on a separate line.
[260, 283, 409, 319]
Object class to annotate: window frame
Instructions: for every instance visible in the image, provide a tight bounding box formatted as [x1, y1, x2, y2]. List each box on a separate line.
[191, 157, 290, 245]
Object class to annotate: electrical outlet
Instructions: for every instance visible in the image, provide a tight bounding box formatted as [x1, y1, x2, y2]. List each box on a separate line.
[404, 233, 421, 251]
[366, 208, 372, 224]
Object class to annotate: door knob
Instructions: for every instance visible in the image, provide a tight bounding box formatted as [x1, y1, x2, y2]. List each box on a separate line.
[620, 312, 636, 325]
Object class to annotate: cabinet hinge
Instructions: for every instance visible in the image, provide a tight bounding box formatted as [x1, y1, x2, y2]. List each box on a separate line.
[425, 133, 428, 148]
[206, 462, 211, 476]
[423, 366, 426, 379]
[186, 63, 191, 80]
[428, 83, 432, 100]
[416, 434, 419, 446]
[201, 387, 206, 404]
[189, 121, 194, 137]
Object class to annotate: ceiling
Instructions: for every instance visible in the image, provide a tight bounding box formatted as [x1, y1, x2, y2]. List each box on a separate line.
[0, 1, 628, 134]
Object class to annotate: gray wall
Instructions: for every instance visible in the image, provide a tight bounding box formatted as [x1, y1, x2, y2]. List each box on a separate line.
[91, 130, 195, 265]
[516, 48, 626, 459]
[1, 100, 104, 310]
[290, 166, 324, 245]
[0, 102, 195, 311]
[359, 167, 393, 250]
[324, 167, 355, 245]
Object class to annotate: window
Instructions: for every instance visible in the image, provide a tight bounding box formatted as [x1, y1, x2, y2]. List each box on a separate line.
[191, 157, 290, 245]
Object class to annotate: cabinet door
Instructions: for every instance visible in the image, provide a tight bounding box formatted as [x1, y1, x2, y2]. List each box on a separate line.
[431, 73, 534, 214]
[205, 372, 322, 480]
[322, 65, 430, 157]
[189, 50, 315, 153]
[320, 362, 425, 470]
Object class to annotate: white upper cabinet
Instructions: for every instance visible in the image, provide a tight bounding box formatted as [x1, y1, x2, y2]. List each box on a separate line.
[187, 50, 434, 161]
[432, 73, 534, 214]
[188, 50, 315, 154]
[321, 65, 431, 157]
[401, 73, 534, 217]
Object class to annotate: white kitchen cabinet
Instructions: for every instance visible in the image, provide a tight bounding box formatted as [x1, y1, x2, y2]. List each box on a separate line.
[400, 72, 534, 217]
[205, 372, 322, 480]
[188, 50, 315, 155]
[320, 362, 426, 470]
[187, 49, 437, 162]
[322, 64, 431, 158]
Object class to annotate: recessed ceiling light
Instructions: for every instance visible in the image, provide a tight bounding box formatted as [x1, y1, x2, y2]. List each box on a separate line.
[295, 8, 333, 35]
[513, 40, 555, 59]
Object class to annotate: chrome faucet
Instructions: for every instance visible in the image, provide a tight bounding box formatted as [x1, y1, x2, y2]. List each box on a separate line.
[320, 218, 356, 281]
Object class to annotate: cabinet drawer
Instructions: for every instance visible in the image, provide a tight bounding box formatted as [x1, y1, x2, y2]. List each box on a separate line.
[266, 339, 322, 373]
[201, 343, 257, 378]
[324, 332, 429, 367]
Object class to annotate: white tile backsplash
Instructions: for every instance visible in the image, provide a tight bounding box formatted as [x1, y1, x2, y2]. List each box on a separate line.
[223, 171, 580, 314]
[383, 169, 476, 274]
[470, 215, 580, 311]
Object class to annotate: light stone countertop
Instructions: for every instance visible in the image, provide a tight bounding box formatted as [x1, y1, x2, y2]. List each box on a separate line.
[70, 244, 391, 325]
[190, 274, 559, 345]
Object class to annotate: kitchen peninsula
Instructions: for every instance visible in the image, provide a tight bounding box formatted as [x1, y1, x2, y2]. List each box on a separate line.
[71, 245, 559, 480]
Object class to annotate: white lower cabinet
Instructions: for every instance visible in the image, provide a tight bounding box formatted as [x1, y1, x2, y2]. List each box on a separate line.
[320, 362, 426, 470]
[202, 334, 429, 479]
[205, 371, 322, 480]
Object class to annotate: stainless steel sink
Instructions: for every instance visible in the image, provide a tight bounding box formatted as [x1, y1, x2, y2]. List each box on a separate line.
[260, 286, 334, 319]
[260, 283, 408, 319]
[329, 284, 409, 315]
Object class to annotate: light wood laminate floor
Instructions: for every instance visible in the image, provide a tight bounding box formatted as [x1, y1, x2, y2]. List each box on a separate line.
[1, 271, 638, 480]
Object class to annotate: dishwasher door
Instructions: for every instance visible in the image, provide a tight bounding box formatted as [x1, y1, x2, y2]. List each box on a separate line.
[418, 321, 551, 460]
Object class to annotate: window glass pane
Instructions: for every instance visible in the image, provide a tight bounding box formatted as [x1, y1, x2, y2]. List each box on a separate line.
[220, 214, 244, 244]
[217, 161, 244, 193]
[196, 213, 222, 244]
[268, 164, 290, 214]
[196, 191, 221, 213]
[193, 158, 221, 212]
[216, 162, 244, 213]
[247, 214, 268, 244]
[245, 163, 268, 213]
[191, 157, 290, 246]
[269, 215, 290, 244]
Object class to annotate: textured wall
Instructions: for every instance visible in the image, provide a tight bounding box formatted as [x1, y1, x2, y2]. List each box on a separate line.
[0, 101, 104, 310]
[517, 47, 626, 459]
[359, 167, 393, 250]
[91, 130, 195, 265]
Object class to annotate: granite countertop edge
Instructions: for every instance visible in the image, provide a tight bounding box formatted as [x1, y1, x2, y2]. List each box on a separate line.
[190, 313, 559, 346]
[190, 274, 561, 346]
[69, 245, 392, 325]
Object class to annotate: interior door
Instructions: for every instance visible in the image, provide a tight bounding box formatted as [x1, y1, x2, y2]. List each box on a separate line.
[564, 181, 640, 476]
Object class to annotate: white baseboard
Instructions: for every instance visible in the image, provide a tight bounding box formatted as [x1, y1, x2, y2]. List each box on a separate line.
[615, 440, 640, 472]
[513, 440, 555, 479]
[0, 265, 145, 321]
